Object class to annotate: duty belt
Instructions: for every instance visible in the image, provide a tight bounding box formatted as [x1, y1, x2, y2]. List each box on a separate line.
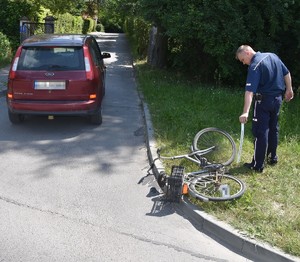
[254, 93, 263, 101]
[254, 93, 283, 101]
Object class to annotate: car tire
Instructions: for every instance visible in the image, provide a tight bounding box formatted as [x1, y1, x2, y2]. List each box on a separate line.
[90, 109, 102, 125]
[8, 111, 25, 124]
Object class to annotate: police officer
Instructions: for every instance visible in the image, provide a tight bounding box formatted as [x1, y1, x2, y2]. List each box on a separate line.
[236, 45, 294, 172]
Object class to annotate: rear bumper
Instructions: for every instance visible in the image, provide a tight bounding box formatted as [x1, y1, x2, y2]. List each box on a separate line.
[7, 99, 101, 116]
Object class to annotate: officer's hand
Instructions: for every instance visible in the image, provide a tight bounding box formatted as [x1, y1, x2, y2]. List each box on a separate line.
[285, 89, 294, 102]
[239, 113, 248, 124]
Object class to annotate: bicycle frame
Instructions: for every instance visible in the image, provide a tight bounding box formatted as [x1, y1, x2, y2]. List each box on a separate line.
[184, 165, 225, 179]
[158, 146, 215, 166]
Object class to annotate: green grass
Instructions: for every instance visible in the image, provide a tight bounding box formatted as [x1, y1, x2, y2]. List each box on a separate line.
[135, 61, 300, 257]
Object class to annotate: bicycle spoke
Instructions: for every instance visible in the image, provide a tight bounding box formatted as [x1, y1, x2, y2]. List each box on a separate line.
[189, 173, 245, 201]
[193, 128, 236, 166]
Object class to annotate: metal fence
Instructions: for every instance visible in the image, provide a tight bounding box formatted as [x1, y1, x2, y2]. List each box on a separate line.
[20, 21, 55, 43]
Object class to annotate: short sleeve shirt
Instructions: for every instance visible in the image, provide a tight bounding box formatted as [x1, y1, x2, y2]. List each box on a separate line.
[245, 52, 289, 95]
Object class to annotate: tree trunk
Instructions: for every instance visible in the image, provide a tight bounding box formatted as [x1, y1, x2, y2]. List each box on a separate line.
[147, 25, 168, 68]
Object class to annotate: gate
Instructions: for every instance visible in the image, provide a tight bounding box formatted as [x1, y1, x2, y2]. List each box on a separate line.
[20, 16, 56, 43]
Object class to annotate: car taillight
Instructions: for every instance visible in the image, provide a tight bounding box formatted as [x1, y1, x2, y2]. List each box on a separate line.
[9, 57, 19, 80]
[84, 57, 93, 80]
[83, 46, 94, 80]
[9, 46, 22, 79]
[90, 94, 97, 99]
[7, 93, 13, 99]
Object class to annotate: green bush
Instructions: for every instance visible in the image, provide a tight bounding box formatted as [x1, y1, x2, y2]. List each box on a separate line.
[0, 32, 12, 66]
[95, 23, 105, 32]
[82, 18, 95, 34]
[100, 16, 123, 33]
[55, 13, 83, 34]
[123, 17, 150, 58]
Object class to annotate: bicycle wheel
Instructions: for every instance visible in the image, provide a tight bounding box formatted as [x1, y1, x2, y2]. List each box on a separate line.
[192, 127, 236, 166]
[188, 173, 246, 202]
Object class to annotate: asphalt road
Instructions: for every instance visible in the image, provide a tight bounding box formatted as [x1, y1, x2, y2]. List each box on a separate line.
[0, 33, 252, 261]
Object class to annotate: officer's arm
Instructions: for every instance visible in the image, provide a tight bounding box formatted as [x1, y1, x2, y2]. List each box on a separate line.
[239, 91, 253, 124]
[284, 73, 294, 102]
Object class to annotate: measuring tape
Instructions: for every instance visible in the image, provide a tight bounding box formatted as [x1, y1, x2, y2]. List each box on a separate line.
[236, 123, 244, 163]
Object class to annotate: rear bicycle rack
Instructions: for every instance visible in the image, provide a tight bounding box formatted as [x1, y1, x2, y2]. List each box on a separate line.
[165, 165, 184, 203]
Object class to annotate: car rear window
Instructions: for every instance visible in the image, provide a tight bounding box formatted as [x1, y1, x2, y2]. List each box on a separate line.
[17, 47, 85, 71]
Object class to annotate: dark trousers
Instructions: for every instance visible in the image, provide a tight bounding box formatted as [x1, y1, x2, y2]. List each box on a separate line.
[251, 95, 283, 168]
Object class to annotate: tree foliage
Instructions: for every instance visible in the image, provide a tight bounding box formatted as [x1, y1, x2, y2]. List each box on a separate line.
[1, 0, 299, 86]
[35, 0, 85, 15]
[0, 32, 12, 65]
[0, 0, 40, 49]
[101, 0, 300, 87]
[0, 0, 96, 50]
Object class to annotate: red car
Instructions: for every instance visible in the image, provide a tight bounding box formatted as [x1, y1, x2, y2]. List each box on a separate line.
[7, 34, 111, 125]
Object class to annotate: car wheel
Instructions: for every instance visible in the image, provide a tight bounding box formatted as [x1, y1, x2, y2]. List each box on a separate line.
[90, 109, 102, 125]
[8, 111, 25, 124]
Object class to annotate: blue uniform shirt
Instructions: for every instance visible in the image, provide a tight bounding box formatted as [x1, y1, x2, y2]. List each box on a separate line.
[245, 52, 289, 95]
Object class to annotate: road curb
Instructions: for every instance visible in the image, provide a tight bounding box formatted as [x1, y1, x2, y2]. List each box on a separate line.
[139, 92, 300, 262]
[179, 198, 299, 262]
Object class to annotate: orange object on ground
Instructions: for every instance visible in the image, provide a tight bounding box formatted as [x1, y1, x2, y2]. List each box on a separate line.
[182, 183, 189, 195]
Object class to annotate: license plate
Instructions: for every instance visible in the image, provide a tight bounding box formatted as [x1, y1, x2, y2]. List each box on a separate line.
[34, 81, 66, 90]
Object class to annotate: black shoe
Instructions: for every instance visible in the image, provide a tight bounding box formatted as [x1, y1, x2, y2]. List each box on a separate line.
[267, 157, 278, 165]
[243, 162, 264, 173]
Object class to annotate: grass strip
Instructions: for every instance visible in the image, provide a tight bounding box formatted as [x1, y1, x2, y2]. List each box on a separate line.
[135, 61, 300, 257]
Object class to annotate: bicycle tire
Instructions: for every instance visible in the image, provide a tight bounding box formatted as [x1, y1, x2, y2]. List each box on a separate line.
[188, 173, 246, 202]
[192, 127, 236, 166]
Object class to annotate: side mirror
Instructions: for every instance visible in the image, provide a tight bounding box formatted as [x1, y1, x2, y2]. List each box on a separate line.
[102, 52, 111, 59]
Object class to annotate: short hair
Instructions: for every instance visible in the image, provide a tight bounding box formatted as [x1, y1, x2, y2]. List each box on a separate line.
[235, 45, 253, 59]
